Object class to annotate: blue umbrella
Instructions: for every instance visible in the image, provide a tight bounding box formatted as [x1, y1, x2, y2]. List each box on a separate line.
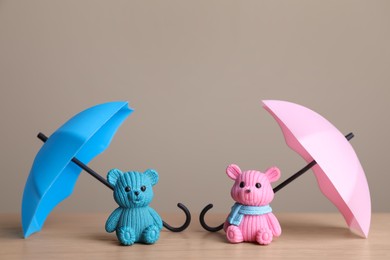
[22, 101, 133, 238]
[22, 101, 191, 238]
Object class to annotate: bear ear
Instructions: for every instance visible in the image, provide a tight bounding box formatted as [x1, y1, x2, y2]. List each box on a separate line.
[265, 167, 281, 183]
[107, 168, 123, 186]
[144, 169, 159, 186]
[226, 164, 242, 180]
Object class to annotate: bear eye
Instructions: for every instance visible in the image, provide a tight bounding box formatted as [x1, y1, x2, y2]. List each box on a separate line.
[141, 186, 146, 192]
[125, 186, 131, 192]
[255, 183, 261, 189]
[239, 181, 245, 188]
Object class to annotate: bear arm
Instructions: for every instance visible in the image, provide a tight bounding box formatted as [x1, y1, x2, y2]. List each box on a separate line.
[147, 207, 163, 230]
[105, 207, 123, 233]
[266, 213, 282, 237]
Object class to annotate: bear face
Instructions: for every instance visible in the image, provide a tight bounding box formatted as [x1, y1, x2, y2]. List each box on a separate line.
[107, 169, 159, 208]
[226, 164, 280, 206]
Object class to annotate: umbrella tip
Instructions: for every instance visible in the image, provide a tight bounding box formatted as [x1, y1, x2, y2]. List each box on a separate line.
[23, 226, 38, 239]
[346, 132, 354, 141]
[350, 228, 369, 239]
[22, 214, 42, 238]
[37, 132, 48, 142]
[349, 216, 370, 239]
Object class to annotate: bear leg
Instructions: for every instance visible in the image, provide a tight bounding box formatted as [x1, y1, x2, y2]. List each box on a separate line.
[116, 226, 136, 246]
[142, 225, 161, 244]
[256, 228, 273, 245]
[226, 225, 244, 244]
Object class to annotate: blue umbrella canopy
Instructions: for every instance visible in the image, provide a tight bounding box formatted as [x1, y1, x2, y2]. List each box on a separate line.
[22, 101, 133, 238]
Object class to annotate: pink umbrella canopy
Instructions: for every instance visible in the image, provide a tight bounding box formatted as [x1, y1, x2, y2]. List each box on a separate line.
[262, 100, 371, 238]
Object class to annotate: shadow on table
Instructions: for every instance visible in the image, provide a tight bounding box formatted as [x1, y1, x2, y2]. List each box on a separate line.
[0, 225, 23, 239]
[195, 218, 362, 243]
[0, 215, 23, 239]
[280, 218, 363, 240]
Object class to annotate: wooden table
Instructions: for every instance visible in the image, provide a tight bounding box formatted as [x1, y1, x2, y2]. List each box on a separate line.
[1, 213, 389, 259]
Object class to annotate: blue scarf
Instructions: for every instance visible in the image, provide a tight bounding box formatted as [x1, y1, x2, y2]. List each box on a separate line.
[227, 203, 272, 226]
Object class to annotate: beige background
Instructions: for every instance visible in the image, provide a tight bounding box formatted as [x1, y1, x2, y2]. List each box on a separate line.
[0, 0, 389, 215]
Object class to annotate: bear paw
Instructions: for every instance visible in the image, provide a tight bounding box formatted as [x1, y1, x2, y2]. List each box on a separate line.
[142, 225, 160, 244]
[256, 228, 273, 245]
[226, 225, 244, 244]
[116, 226, 136, 246]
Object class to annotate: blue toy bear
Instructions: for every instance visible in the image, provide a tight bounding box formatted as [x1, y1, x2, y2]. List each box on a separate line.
[105, 168, 163, 245]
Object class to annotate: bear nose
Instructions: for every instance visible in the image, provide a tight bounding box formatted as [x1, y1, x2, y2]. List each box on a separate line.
[245, 189, 251, 193]
[134, 191, 139, 196]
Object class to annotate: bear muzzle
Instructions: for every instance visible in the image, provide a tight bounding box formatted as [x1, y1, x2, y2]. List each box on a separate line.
[127, 191, 143, 204]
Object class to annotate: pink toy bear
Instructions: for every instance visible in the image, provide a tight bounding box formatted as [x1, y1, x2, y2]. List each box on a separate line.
[223, 164, 282, 245]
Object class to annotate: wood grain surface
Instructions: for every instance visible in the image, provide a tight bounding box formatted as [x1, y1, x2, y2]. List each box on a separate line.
[1, 213, 389, 259]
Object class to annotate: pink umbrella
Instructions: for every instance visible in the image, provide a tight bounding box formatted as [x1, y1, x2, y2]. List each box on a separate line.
[262, 100, 371, 238]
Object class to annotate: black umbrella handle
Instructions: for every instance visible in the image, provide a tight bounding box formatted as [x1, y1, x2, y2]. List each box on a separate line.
[163, 203, 192, 232]
[37, 132, 191, 232]
[199, 204, 224, 232]
[199, 132, 355, 232]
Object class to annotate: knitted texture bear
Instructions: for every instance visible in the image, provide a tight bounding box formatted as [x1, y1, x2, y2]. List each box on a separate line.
[105, 168, 163, 246]
[223, 164, 282, 245]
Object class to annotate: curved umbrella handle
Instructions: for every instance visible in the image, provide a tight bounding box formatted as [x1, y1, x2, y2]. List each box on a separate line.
[163, 203, 192, 232]
[199, 204, 224, 232]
